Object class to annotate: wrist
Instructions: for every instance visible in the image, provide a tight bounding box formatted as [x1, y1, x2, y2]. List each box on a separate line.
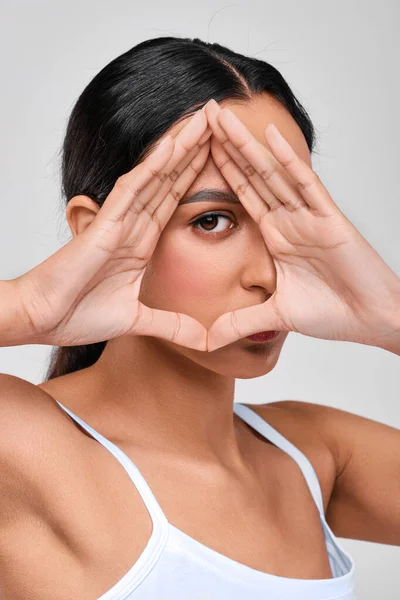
[373, 297, 400, 356]
[376, 331, 400, 356]
[0, 279, 40, 347]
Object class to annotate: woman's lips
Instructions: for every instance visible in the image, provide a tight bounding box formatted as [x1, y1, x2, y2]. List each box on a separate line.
[245, 331, 280, 342]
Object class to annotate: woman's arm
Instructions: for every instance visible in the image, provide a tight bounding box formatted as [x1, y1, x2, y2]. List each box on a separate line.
[298, 400, 400, 546]
[0, 279, 36, 347]
[375, 311, 400, 356]
[0, 114, 214, 355]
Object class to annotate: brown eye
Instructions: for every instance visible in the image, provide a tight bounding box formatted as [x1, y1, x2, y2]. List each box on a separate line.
[191, 212, 236, 235]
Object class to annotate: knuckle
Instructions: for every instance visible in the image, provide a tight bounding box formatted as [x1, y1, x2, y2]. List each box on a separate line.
[189, 159, 204, 174]
[155, 169, 168, 183]
[171, 312, 182, 342]
[237, 136, 252, 151]
[258, 204, 270, 224]
[260, 166, 275, 182]
[229, 310, 241, 339]
[235, 181, 250, 199]
[218, 155, 232, 170]
[298, 172, 319, 192]
[115, 175, 142, 198]
[152, 211, 163, 235]
[243, 164, 256, 178]
[125, 202, 141, 221]
[169, 169, 179, 183]
[171, 189, 182, 202]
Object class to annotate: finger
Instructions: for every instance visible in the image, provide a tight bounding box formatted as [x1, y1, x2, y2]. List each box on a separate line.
[154, 140, 211, 226]
[264, 124, 336, 214]
[129, 135, 211, 240]
[27, 115, 209, 333]
[217, 107, 307, 211]
[98, 134, 176, 224]
[129, 111, 209, 230]
[206, 102, 282, 213]
[209, 136, 270, 225]
[92, 110, 209, 257]
[198, 123, 213, 145]
[131, 302, 208, 351]
[100, 109, 208, 230]
[144, 122, 210, 217]
[118, 140, 211, 276]
[40, 116, 209, 317]
[124, 110, 209, 217]
[206, 101, 283, 213]
[206, 298, 286, 352]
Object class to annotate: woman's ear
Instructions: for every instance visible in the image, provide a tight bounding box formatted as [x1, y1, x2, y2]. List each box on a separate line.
[66, 195, 100, 237]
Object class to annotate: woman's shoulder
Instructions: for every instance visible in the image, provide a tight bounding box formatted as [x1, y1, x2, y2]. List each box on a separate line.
[0, 374, 89, 509]
[0, 373, 59, 435]
[0, 373, 74, 439]
[240, 399, 330, 446]
[241, 400, 338, 512]
[241, 399, 334, 450]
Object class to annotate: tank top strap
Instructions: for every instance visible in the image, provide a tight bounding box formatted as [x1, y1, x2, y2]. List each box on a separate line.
[55, 400, 169, 531]
[233, 403, 325, 517]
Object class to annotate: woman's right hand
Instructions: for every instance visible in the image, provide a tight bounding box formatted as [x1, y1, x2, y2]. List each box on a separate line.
[6, 109, 212, 351]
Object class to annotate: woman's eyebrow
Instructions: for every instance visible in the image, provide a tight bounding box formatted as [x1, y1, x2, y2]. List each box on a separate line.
[178, 188, 240, 206]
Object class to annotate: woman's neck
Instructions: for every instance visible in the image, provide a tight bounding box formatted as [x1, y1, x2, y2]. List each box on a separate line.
[78, 335, 248, 471]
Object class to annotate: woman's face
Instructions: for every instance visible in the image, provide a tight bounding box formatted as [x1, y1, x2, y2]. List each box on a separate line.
[139, 93, 313, 379]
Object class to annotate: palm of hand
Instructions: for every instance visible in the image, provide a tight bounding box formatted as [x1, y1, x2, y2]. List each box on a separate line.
[23, 102, 399, 353]
[255, 203, 369, 342]
[201, 102, 400, 352]
[22, 112, 212, 350]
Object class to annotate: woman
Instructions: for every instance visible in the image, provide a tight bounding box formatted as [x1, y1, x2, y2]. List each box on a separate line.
[0, 36, 399, 600]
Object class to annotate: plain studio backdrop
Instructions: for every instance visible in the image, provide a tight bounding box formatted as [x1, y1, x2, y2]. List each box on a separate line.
[0, 0, 399, 597]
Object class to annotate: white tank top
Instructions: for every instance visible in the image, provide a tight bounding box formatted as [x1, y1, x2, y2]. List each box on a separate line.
[55, 400, 356, 600]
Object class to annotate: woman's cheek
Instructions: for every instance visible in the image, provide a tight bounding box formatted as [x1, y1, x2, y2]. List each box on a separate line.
[159, 249, 217, 304]
[147, 243, 229, 320]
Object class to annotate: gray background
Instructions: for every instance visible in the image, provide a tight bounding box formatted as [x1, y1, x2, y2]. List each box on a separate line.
[1, 0, 399, 596]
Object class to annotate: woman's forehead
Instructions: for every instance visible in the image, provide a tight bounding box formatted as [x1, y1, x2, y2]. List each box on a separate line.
[168, 93, 312, 168]
[171, 94, 313, 202]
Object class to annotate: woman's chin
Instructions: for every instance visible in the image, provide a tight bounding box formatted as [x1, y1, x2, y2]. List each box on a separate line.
[190, 339, 284, 378]
[209, 357, 280, 379]
[163, 330, 287, 379]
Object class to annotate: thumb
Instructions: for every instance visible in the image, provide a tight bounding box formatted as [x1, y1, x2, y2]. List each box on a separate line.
[128, 271, 209, 350]
[207, 297, 285, 352]
[131, 303, 209, 351]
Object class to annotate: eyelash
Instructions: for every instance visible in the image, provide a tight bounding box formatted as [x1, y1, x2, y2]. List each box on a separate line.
[190, 212, 237, 236]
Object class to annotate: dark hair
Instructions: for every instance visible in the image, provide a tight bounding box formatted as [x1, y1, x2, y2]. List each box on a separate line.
[45, 35, 318, 381]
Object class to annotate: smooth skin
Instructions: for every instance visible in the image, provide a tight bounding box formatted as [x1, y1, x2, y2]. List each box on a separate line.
[0, 94, 400, 599]
[203, 99, 400, 352]
[4, 109, 213, 349]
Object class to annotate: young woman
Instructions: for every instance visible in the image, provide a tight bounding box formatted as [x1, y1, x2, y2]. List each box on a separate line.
[1, 36, 399, 600]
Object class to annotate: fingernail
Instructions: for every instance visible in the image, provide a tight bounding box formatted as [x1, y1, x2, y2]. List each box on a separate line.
[267, 124, 279, 135]
[203, 99, 220, 111]
[159, 135, 171, 146]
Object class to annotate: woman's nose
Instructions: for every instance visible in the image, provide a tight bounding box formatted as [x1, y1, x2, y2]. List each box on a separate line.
[240, 230, 277, 296]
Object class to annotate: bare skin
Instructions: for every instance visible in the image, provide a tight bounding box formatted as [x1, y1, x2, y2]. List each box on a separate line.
[47, 94, 313, 473]
[0, 96, 341, 598]
[0, 375, 336, 599]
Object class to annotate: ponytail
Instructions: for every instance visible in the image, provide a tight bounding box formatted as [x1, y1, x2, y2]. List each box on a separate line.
[45, 342, 107, 380]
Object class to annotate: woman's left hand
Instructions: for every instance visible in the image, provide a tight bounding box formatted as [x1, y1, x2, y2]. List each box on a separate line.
[203, 100, 400, 352]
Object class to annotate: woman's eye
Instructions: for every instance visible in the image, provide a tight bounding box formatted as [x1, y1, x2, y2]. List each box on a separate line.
[190, 212, 236, 236]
